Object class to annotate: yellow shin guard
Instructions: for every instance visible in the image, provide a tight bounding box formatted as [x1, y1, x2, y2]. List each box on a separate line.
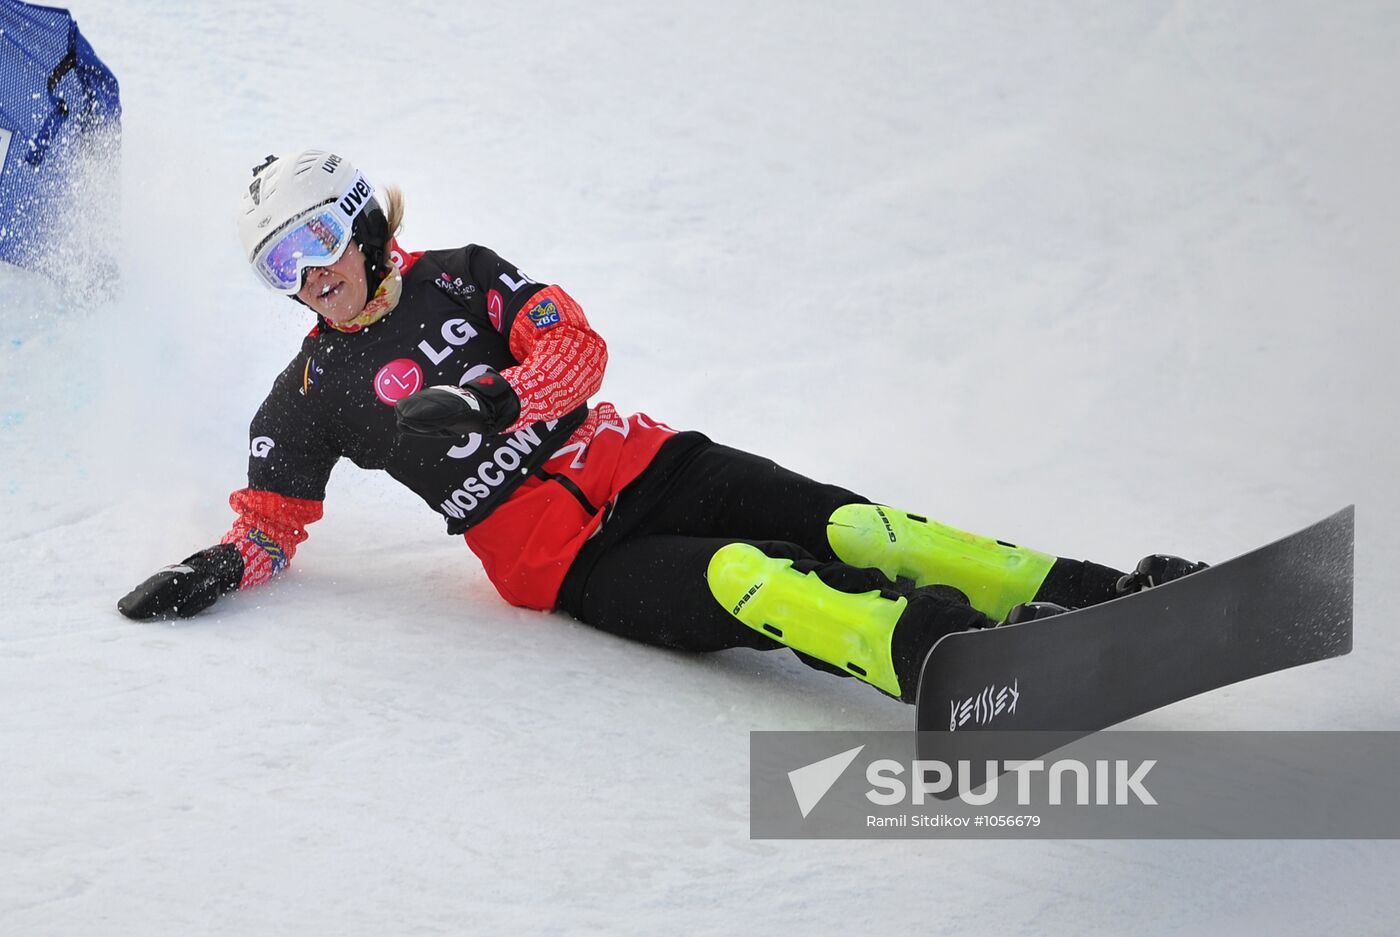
[826, 504, 1056, 622]
[706, 542, 907, 698]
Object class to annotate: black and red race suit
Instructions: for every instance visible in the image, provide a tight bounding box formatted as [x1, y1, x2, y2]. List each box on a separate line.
[223, 243, 677, 609]
[218, 243, 1117, 677]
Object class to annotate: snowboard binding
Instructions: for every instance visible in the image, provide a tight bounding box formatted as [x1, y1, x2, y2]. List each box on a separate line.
[1001, 601, 1070, 626]
[1115, 555, 1210, 595]
[1005, 556, 1208, 623]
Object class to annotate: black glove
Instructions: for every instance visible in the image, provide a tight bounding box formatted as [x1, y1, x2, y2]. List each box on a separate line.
[395, 368, 521, 438]
[117, 543, 245, 620]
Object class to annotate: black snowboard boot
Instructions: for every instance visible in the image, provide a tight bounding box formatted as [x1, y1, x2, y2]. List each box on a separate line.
[1009, 553, 1208, 623]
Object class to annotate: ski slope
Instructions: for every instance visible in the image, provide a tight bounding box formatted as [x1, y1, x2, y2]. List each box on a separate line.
[3, 1, 1398, 933]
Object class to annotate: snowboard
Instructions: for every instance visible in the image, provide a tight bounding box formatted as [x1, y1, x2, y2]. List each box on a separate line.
[914, 506, 1354, 736]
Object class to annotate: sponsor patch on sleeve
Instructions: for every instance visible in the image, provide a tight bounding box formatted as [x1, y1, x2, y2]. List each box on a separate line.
[525, 298, 561, 330]
[246, 527, 289, 575]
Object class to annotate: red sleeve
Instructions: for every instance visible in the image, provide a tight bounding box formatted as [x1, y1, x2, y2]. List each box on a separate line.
[499, 285, 607, 431]
[219, 488, 324, 590]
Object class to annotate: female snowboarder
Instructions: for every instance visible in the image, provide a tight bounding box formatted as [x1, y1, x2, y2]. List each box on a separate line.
[118, 149, 1202, 704]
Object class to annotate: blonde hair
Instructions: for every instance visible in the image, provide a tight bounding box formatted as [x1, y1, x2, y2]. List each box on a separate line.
[381, 184, 404, 239]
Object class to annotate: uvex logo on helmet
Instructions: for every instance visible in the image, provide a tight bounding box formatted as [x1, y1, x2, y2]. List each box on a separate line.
[337, 177, 373, 222]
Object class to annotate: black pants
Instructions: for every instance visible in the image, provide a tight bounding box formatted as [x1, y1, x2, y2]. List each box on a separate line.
[557, 432, 989, 662]
[556, 434, 1124, 688]
[555, 434, 869, 651]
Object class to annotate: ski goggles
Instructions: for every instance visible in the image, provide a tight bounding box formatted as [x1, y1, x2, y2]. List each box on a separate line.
[250, 171, 375, 294]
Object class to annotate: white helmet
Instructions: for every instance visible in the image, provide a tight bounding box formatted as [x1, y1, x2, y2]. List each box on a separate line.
[237, 148, 378, 294]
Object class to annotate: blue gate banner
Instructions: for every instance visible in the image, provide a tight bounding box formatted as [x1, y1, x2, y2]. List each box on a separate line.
[1, 0, 120, 268]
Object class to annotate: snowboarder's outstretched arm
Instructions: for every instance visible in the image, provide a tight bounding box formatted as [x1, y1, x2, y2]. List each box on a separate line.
[118, 345, 337, 620]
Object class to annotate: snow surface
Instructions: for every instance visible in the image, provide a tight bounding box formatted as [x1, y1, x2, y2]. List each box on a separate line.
[3, 1, 1399, 934]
